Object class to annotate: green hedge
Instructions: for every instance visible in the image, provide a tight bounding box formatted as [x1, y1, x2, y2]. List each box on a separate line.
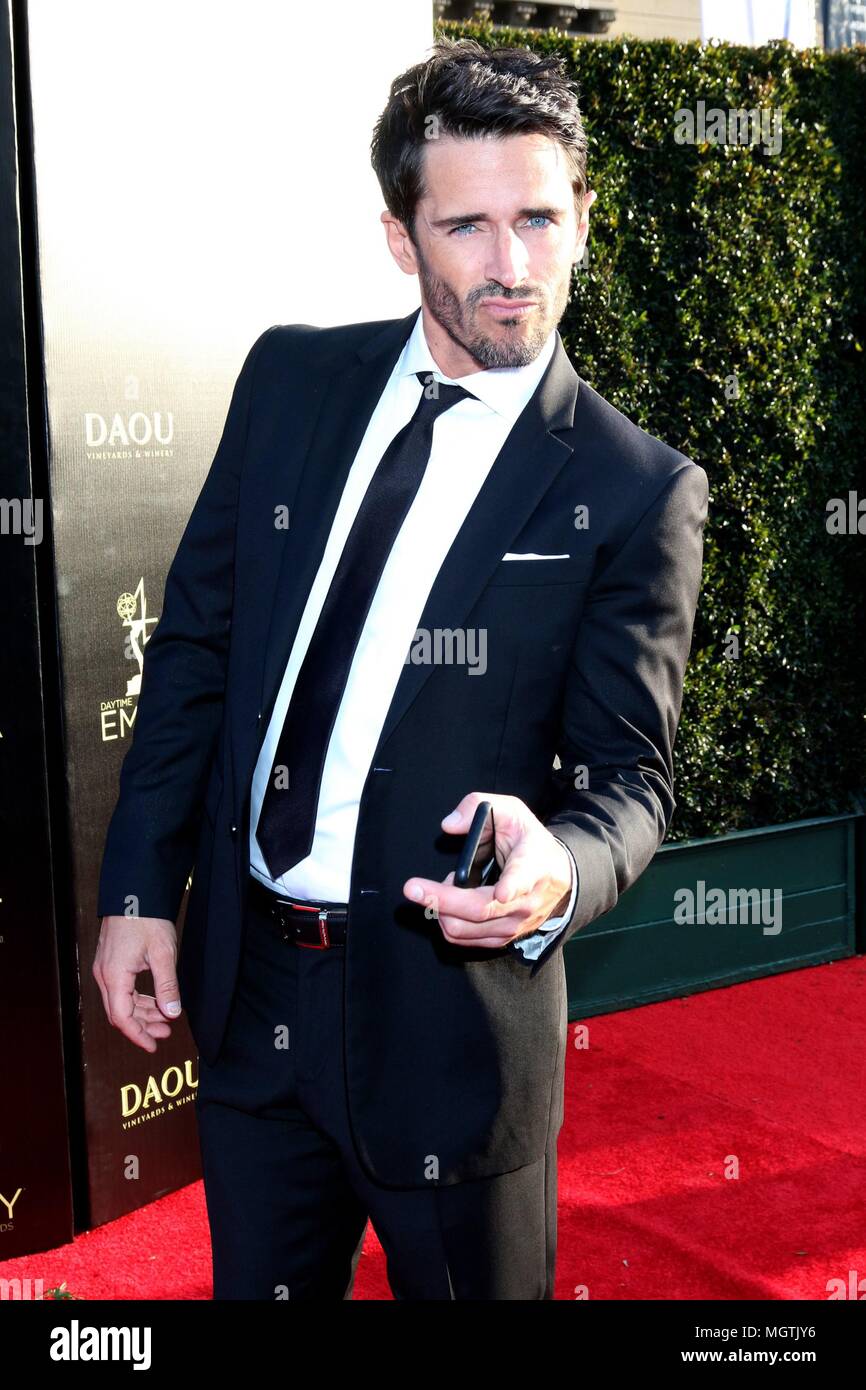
[437, 22, 866, 839]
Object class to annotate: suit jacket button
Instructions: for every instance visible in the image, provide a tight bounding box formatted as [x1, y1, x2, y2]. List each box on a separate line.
[230, 824, 237, 839]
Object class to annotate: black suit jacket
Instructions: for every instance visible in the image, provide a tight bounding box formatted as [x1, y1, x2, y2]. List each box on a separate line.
[97, 308, 708, 1188]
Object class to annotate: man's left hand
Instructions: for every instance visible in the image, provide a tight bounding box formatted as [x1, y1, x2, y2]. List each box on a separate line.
[403, 792, 573, 949]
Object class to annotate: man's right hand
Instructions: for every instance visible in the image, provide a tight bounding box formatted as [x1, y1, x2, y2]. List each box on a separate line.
[92, 915, 182, 1053]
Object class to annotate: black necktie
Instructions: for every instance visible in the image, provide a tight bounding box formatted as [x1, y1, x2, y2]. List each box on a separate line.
[256, 370, 476, 880]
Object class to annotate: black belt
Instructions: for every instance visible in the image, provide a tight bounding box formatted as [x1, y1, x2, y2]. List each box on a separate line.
[247, 873, 348, 948]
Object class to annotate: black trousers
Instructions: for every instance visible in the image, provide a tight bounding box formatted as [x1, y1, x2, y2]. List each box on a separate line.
[194, 884, 558, 1300]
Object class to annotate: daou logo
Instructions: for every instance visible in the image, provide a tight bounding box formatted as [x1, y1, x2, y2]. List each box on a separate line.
[84, 410, 174, 447]
[121, 1059, 198, 1117]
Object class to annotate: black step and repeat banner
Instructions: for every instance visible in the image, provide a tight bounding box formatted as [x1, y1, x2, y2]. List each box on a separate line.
[2, 0, 425, 1249]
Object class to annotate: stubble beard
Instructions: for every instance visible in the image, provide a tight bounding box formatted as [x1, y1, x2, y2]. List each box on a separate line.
[414, 241, 570, 369]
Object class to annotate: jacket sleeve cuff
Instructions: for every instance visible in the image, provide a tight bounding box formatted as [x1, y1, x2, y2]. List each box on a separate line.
[511, 838, 578, 960]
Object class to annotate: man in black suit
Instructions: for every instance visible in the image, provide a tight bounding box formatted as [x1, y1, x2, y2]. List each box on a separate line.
[94, 38, 708, 1300]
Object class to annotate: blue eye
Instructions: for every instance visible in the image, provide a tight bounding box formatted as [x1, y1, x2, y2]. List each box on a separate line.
[526, 215, 551, 228]
[451, 223, 477, 237]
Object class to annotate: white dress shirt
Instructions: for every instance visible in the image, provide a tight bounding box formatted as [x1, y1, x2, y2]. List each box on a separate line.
[249, 311, 578, 956]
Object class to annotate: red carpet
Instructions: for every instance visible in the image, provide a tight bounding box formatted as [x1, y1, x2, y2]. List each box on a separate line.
[3, 957, 864, 1300]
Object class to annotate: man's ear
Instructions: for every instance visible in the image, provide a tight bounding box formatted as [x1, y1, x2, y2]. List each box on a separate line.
[573, 187, 597, 265]
[381, 209, 420, 276]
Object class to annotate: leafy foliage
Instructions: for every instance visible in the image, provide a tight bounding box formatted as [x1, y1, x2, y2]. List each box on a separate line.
[439, 22, 866, 839]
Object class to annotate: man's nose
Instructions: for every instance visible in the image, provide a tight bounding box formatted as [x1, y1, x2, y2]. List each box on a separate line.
[484, 229, 530, 289]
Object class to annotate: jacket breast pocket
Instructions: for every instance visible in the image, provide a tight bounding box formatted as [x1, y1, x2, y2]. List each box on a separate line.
[486, 556, 594, 588]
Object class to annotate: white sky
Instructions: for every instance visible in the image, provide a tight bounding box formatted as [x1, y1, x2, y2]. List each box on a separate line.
[702, 0, 819, 45]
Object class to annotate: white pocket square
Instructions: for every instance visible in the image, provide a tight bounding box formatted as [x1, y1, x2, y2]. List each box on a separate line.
[501, 552, 571, 561]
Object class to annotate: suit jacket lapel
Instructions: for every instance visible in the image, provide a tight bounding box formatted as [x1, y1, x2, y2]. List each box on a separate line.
[374, 333, 580, 752]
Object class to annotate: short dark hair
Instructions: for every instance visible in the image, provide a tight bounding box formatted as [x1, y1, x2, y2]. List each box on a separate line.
[370, 37, 589, 242]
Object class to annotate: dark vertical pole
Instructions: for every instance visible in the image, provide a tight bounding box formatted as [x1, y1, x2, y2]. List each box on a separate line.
[0, 0, 75, 1259]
